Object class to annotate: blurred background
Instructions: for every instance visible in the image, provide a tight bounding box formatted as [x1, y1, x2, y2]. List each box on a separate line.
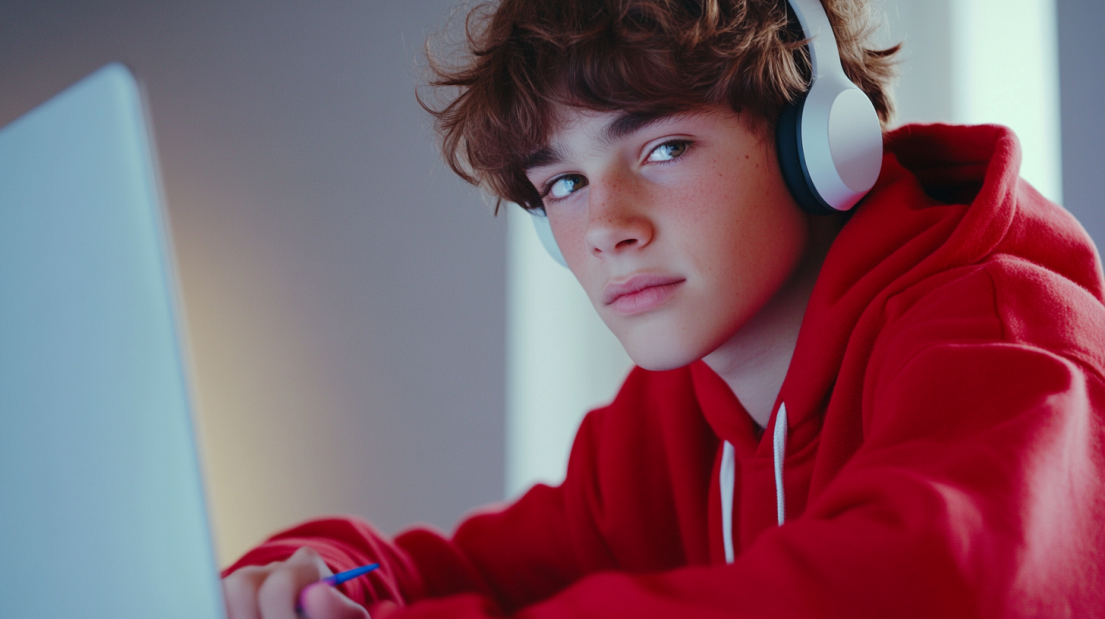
[0, 0, 1101, 567]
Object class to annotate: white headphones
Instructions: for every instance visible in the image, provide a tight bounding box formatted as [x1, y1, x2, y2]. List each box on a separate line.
[532, 209, 568, 267]
[776, 0, 883, 215]
[530, 0, 882, 263]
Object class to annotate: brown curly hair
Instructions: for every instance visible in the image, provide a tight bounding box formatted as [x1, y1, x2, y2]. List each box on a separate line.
[421, 0, 899, 213]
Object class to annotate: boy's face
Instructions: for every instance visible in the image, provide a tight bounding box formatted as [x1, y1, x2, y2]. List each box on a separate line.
[525, 106, 812, 371]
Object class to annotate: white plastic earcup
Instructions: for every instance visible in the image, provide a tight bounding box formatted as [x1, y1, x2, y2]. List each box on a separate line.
[797, 76, 883, 211]
[781, 0, 883, 213]
[531, 210, 568, 268]
[828, 88, 883, 193]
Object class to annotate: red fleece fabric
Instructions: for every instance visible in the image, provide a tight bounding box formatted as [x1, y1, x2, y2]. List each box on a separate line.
[225, 124, 1105, 617]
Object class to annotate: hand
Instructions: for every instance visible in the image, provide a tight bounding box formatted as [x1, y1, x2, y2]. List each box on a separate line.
[222, 546, 372, 619]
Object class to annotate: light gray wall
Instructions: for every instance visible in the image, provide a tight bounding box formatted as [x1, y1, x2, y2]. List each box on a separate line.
[1058, 0, 1105, 243]
[880, 0, 955, 127]
[0, 1, 507, 564]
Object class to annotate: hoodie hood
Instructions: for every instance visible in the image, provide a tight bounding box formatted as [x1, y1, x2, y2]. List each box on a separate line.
[696, 123, 1105, 530]
[787, 124, 1101, 444]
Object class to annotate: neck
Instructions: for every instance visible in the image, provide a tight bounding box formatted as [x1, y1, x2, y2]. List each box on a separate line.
[703, 215, 841, 427]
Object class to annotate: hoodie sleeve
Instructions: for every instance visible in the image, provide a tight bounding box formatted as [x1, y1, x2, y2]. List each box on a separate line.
[221, 367, 721, 615]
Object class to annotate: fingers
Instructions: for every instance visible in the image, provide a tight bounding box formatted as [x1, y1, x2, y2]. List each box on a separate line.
[300, 582, 372, 619]
[222, 547, 334, 619]
[224, 564, 271, 619]
[257, 547, 332, 619]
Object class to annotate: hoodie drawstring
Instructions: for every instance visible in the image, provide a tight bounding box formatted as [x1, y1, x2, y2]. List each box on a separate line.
[720, 441, 736, 564]
[773, 403, 788, 526]
[720, 403, 787, 564]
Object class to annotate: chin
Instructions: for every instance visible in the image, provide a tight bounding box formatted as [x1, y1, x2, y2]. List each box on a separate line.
[621, 336, 705, 372]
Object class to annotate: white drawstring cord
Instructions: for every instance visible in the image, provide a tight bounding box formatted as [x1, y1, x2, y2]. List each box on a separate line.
[720, 441, 736, 564]
[721, 403, 788, 564]
[773, 403, 788, 526]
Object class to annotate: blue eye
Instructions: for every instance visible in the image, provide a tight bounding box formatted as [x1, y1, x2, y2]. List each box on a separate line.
[647, 140, 689, 162]
[547, 174, 587, 199]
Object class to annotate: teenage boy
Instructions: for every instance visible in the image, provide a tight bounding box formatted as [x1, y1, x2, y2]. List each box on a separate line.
[221, 0, 1105, 617]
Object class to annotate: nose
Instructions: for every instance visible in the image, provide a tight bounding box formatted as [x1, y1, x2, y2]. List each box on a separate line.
[585, 171, 654, 257]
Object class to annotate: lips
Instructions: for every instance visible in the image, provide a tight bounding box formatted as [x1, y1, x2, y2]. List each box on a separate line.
[602, 274, 685, 315]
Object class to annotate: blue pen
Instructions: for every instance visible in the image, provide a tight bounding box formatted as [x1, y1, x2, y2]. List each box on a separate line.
[296, 563, 380, 617]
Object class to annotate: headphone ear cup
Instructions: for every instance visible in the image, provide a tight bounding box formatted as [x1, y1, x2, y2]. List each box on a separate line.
[531, 209, 569, 268]
[776, 93, 836, 216]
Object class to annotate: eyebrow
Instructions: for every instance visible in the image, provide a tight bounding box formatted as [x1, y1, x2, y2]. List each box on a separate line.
[521, 146, 562, 172]
[600, 111, 668, 145]
[521, 111, 671, 172]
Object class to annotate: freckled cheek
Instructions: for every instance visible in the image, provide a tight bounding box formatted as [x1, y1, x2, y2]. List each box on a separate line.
[683, 181, 782, 282]
[665, 174, 753, 236]
[548, 212, 595, 287]
[551, 215, 587, 253]
[655, 178, 717, 229]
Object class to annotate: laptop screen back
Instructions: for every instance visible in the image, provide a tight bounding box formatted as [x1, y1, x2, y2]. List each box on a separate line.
[0, 63, 225, 619]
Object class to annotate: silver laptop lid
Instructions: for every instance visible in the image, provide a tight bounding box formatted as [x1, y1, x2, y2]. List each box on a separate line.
[0, 63, 224, 619]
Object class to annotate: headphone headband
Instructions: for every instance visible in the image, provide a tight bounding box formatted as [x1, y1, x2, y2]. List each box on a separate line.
[788, 0, 845, 77]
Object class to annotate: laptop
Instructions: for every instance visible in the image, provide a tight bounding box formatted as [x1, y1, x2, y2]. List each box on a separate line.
[0, 64, 225, 618]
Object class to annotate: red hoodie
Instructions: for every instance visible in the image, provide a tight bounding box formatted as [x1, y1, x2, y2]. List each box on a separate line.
[225, 124, 1105, 617]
